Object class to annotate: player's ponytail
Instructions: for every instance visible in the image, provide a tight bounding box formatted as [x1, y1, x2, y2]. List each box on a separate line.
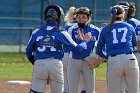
[127, 2, 136, 18]
[64, 7, 77, 23]
[110, 7, 117, 31]
[110, 5, 125, 31]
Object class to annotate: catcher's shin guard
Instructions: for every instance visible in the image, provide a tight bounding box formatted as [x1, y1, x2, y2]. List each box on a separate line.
[29, 89, 43, 93]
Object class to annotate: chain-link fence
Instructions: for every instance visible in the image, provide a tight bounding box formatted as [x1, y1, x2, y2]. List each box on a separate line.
[0, 0, 140, 52]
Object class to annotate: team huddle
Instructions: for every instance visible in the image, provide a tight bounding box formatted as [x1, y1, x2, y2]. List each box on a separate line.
[26, 1, 140, 93]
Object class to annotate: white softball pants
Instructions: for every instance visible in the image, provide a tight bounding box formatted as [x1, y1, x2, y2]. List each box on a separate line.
[31, 58, 64, 93]
[62, 53, 70, 93]
[135, 53, 140, 93]
[67, 58, 95, 93]
[120, 52, 140, 93]
[107, 53, 139, 93]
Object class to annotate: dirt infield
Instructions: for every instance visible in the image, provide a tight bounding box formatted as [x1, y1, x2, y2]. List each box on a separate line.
[0, 80, 107, 93]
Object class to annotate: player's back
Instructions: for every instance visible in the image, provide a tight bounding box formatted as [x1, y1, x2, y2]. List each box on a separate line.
[101, 21, 137, 56]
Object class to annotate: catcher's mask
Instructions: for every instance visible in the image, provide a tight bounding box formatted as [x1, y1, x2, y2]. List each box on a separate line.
[44, 5, 64, 25]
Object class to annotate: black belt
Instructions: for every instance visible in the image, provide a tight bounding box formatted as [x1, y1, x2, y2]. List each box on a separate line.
[134, 50, 140, 53]
[110, 52, 133, 57]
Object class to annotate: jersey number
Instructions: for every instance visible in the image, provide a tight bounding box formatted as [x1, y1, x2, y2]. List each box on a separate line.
[36, 36, 46, 52]
[112, 27, 127, 44]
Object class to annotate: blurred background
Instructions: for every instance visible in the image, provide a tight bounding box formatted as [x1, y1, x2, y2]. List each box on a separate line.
[0, 0, 140, 53]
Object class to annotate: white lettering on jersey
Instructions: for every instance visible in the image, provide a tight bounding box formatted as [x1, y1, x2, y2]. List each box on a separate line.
[36, 36, 43, 41]
[36, 36, 45, 52]
[46, 26, 54, 30]
[112, 27, 127, 44]
[36, 36, 56, 52]
[38, 46, 46, 52]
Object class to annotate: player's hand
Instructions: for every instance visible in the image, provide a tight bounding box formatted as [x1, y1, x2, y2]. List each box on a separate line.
[77, 28, 84, 40]
[84, 32, 92, 43]
[28, 55, 35, 65]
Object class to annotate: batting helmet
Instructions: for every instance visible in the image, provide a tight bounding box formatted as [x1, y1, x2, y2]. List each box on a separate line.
[44, 5, 64, 25]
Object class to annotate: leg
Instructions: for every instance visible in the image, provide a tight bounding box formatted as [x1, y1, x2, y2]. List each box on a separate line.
[30, 76, 47, 93]
[80, 72, 86, 93]
[120, 76, 127, 93]
[107, 56, 124, 93]
[82, 60, 95, 93]
[67, 58, 81, 93]
[125, 54, 139, 93]
[62, 53, 69, 93]
[50, 59, 64, 93]
[92, 69, 96, 93]
[135, 52, 140, 93]
[30, 60, 48, 92]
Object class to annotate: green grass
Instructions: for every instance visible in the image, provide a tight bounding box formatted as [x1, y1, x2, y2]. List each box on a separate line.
[0, 52, 33, 80]
[0, 63, 33, 80]
[96, 63, 107, 80]
[0, 53, 107, 80]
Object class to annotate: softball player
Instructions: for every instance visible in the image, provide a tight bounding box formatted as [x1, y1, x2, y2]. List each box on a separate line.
[62, 7, 77, 93]
[96, 5, 139, 93]
[67, 7, 100, 93]
[64, 7, 87, 93]
[26, 5, 91, 93]
[118, 2, 140, 93]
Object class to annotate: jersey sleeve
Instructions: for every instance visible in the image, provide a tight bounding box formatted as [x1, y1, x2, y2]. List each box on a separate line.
[131, 26, 138, 47]
[25, 29, 38, 58]
[56, 31, 87, 52]
[96, 28, 108, 59]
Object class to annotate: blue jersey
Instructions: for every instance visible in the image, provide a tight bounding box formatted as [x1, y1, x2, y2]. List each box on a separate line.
[26, 22, 87, 60]
[71, 24, 100, 59]
[63, 22, 78, 53]
[65, 22, 77, 31]
[96, 21, 138, 59]
[126, 18, 140, 36]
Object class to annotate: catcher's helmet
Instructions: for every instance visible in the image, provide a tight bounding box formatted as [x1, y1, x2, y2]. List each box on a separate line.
[44, 5, 64, 25]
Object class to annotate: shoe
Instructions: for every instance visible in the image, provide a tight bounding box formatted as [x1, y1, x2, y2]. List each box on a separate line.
[81, 90, 86, 93]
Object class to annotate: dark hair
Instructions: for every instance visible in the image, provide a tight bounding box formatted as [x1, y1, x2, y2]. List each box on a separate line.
[76, 7, 92, 17]
[110, 6, 124, 31]
[118, 2, 129, 7]
[127, 2, 135, 18]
